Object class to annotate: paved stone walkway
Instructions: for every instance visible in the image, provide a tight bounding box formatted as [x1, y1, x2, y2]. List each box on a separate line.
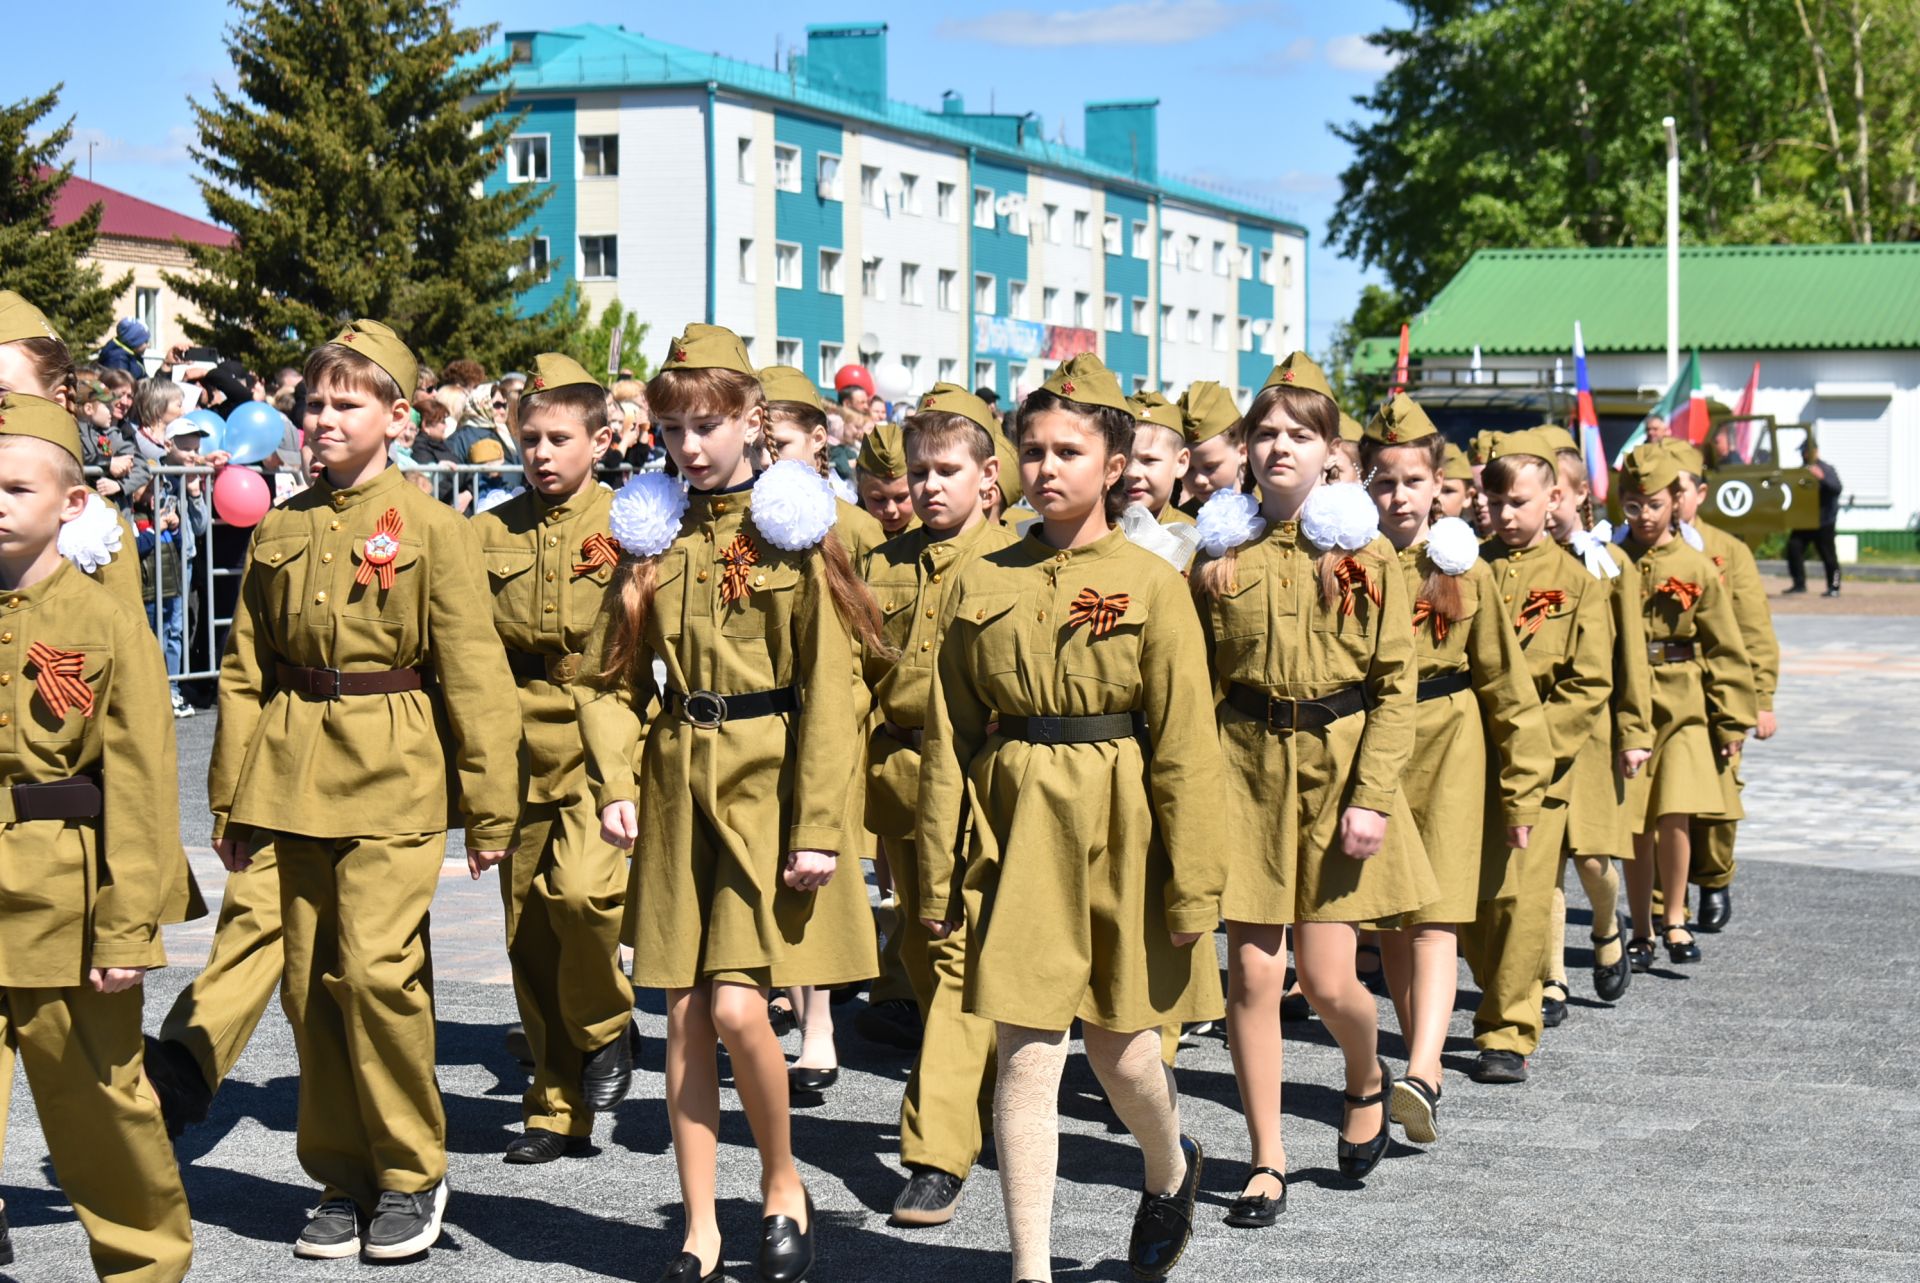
[4, 614, 1916, 1281]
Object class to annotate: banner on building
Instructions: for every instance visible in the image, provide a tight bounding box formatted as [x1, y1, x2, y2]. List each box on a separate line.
[973, 316, 1098, 362]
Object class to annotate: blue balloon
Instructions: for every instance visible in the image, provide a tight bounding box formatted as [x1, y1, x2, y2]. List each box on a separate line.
[180, 408, 224, 452]
[220, 400, 285, 465]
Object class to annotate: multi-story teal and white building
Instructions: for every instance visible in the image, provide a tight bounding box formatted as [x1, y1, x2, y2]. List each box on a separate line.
[479, 22, 1308, 404]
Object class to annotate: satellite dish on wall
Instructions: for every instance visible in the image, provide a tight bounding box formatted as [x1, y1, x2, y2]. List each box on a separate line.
[860, 332, 880, 353]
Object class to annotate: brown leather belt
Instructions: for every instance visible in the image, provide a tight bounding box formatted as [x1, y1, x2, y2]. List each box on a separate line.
[507, 650, 583, 685]
[276, 662, 426, 699]
[1647, 640, 1697, 665]
[879, 720, 924, 748]
[1224, 681, 1370, 733]
[2, 775, 103, 823]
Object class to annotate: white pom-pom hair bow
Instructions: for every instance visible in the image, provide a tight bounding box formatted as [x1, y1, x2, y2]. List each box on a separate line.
[608, 472, 690, 559]
[750, 458, 837, 551]
[1300, 482, 1379, 552]
[1423, 516, 1480, 576]
[1194, 489, 1267, 557]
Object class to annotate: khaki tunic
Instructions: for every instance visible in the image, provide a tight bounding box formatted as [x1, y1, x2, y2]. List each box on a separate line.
[836, 498, 886, 571]
[575, 486, 864, 989]
[1396, 547, 1549, 925]
[1563, 541, 1655, 857]
[208, 465, 522, 848]
[1158, 506, 1196, 527]
[1694, 519, 1779, 825]
[915, 529, 1226, 1033]
[0, 559, 201, 987]
[1192, 522, 1436, 925]
[1622, 538, 1756, 828]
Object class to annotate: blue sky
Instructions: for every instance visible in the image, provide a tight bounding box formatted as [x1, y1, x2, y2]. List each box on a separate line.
[19, 0, 1403, 350]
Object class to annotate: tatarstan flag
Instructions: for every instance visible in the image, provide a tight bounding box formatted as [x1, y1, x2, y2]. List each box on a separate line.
[1613, 348, 1708, 467]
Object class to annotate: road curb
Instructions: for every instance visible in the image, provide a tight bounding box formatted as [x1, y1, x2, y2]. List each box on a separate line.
[1759, 558, 1920, 584]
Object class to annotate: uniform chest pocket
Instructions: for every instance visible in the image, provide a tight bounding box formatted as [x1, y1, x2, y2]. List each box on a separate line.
[1647, 590, 1697, 638]
[24, 646, 109, 746]
[485, 547, 539, 625]
[954, 591, 1022, 677]
[341, 539, 422, 620]
[651, 554, 688, 640]
[251, 536, 311, 621]
[1312, 557, 1384, 640]
[1063, 596, 1148, 688]
[873, 578, 921, 658]
[719, 564, 801, 639]
[1210, 569, 1268, 639]
[1522, 603, 1577, 660]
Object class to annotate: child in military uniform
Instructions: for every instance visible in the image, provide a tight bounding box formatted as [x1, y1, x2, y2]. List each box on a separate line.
[1464, 430, 1614, 1084]
[0, 392, 201, 1283]
[1437, 443, 1473, 520]
[916, 354, 1223, 1282]
[1189, 355, 1433, 1223]
[576, 324, 885, 1283]
[469, 353, 639, 1163]
[209, 320, 521, 1260]
[1174, 380, 1245, 514]
[1358, 395, 1549, 1144]
[1614, 445, 1756, 970]
[761, 366, 886, 569]
[856, 420, 916, 537]
[862, 384, 1017, 1228]
[1122, 391, 1194, 524]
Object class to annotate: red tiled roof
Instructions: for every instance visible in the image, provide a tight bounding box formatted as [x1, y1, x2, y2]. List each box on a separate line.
[47, 171, 235, 249]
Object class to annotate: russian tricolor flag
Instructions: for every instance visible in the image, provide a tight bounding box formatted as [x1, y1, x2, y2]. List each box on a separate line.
[1573, 322, 1607, 502]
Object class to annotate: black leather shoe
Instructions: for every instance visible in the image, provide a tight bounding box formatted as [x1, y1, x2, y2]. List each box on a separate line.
[1697, 886, 1732, 933]
[1, 1202, 15, 1268]
[1627, 936, 1657, 974]
[658, 1249, 722, 1282]
[1336, 1058, 1392, 1178]
[890, 1165, 964, 1227]
[1279, 990, 1313, 1022]
[787, 1064, 839, 1095]
[1781, 584, 1807, 595]
[1129, 1134, 1201, 1279]
[1390, 1074, 1441, 1145]
[143, 1035, 213, 1139]
[1541, 982, 1569, 1029]
[855, 998, 923, 1051]
[757, 1188, 814, 1282]
[1222, 1164, 1285, 1228]
[1663, 925, 1702, 964]
[503, 1129, 589, 1165]
[1592, 918, 1633, 1002]
[1469, 1049, 1528, 1084]
[767, 996, 797, 1037]
[581, 1020, 636, 1111]
[505, 1023, 533, 1066]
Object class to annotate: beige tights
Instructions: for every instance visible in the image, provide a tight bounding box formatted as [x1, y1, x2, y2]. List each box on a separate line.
[994, 1023, 1186, 1282]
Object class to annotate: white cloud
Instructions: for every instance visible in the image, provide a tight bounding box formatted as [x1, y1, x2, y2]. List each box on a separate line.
[940, 0, 1279, 48]
[1324, 32, 1399, 73]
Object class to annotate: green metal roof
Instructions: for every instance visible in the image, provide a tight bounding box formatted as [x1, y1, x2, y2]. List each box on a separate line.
[1401, 245, 1920, 357]
[470, 24, 1306, 236]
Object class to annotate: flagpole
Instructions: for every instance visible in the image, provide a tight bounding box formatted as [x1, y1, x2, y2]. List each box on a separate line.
[1664, 116, 1679, 387]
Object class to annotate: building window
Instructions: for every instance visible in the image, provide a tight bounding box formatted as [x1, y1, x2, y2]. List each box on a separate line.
[938, 357, 959, 383]
[513, 236, 550, 280]
[900, 261, 921, 305]
[1212, 240, 1228, 275]
[1160, 230, 1176, 266]
[738, 238, 755, 283]
[1211, 313, 1227, 350]
[1237, 316, 1252, 351]
[1043, 203, 1060, 243]
[974, 273, 995, 314]
[817, 153, 842, 200]
[776, 337, 801, 367]
[1073, 291, 1090, 327]
[902, 354, 920, 387]
[819, 248, 844, 294]
[774, 241, 800, 288]
[1132, 220, 1149, 258]
[1160, 304, 1174, 335]
[1006, 199, 1029, 237]
[1282, 253, 1295, 286]
[937, 268, 958, 311]
[134, 287, 160, 340]
[579, 235, 618, 279]
[973, 360, 996, 390]
[1041, 287, 1059, 323]
[581, 135, 619, 177]
[1132, 298, 1148, 335]
[898, 172, 919, 213]
[937, 181, 958, 221]
[1186, 234, 1201, 269]
[1104, 294, 1121, 331]
[1187, 309, 1202, 343]
[1236, 244, 1253, 280]
[862, 256, 884, 301]
[737, 138, 753, 183]
[820, 342, 842, 379]
[1072, 210, 1091, 248]
[1009, 280, 1027, 320]
[1132, 375, 1148, 394]
[861, 164, 882, 208]
[774, 143, 800, 192]
[508, 135, 549, 183]
[973, 187, 995, 229]
[1102, 214, 1122, 256]
[1258, 247, 1274, 283]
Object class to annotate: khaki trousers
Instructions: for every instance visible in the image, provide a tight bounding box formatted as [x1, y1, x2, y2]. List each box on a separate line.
[1462, 801, 1568, 1058]
[157, 844, 285, 1090]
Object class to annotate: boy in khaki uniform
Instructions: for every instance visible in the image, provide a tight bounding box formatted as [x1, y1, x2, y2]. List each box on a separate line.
[469, 354, 637, 1162]
[1173, 379, 1245, 514]
[862, 384, 1019, 1227]
[1122, 392, 1195, 526]
[208, 320, 520, 1260]
[0, 393, 202, 1282]
[857, 420, 917, 537]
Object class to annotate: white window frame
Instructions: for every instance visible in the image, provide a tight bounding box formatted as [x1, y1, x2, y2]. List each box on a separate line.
[775, 337, 801, 367]
[513, 235, 550, 280]
[1044, 203, 1061, 243]
[1072, 210, 1091, 249]
[1281, 253, 1295, 287]
[1132, 220, 1149, 258]
[900, 261, 921, 306]
[1160, 304, 1174, 336]
[973, 186, 996, 230]
[1132, 375, 1148, 394]
[1103, 294, 1121, 331]
[1102, 214, 1122, 256]
[774, 240, 801, 289]
[1007, 201, 1029, 237]
[579, 235, 618, 280]
[819, 248, 844, 295]
[819, 342, 843, 379]
[1211, 313, 1227, 351]
[580, 134, 619, 178]
[133, 286, 160, 340]
[937, 181, 958, 221]
[861, 164, 882, 209]
[899, 172, 919, 214]
[973, 360, 996, 390]
[1072, 291, 1090, 327]
[1160, 230, 1176, 267]
[861, 255, 884, 301]
[937, 358, 959, 384]
[1258, 248, 1274, 284]
[1132, 298, 1148, 335]
[817, 152, 843, 201]
[737, 138, 753, 184]
[1238, 316, 1252, 352]
[1212, 240, 1228, 275]
[773, 143, 801, 193]
[902, 354, 921, 387]
[937, 268, 958, 312]
[974, 273, 996, 315]
[1186, 234, 1202, 269]
[507, 134, 550, 184]
[1041, 286, 1059, 324]
[1187, 309, 1202, 343]
[737, 237, 755, 284]
[1236, 244, 1253, 280]
[1008, 280, 1028, 320]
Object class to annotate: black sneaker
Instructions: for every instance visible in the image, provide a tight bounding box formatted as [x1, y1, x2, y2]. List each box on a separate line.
[293, 1197, 362, 1259]
[1, 1202, 14, 1267]
[890, 1165, 964, 1227]
[1129, 1134, 1202, 1281]
[1469, 1049, 1529, 1084]
[362, 1181, 448, 1260]
[143, 1035, 213, 1139]
[854, 998, 923, 1051]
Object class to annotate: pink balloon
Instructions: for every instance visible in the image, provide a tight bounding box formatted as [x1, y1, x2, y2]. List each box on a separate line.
[212, 465, 272, 527]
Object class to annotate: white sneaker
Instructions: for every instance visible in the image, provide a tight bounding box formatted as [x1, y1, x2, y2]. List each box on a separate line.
[171, 692, 194, 719]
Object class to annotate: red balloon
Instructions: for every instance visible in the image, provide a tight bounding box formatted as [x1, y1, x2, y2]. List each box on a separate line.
[212, 465, 272, 527]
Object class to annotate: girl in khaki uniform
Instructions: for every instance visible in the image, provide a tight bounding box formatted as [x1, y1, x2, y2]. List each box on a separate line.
[576, 325, 885, 1283]
[916, 354, 1224, 1283]
[1357, 396, 1550, 1144]
[1544, 436, 1652, 1013]
[1614, 446, 1756, 971]
[1189, 355, 1435, 1223]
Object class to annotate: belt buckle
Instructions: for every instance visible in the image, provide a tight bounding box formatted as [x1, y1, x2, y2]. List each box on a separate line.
[316, 666, 344, 700]
[1265, 696, 1298, 735]
[683, 689, 727, 728]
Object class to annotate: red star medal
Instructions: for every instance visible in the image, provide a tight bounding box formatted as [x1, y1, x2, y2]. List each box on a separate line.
[356, 508, 404, 590]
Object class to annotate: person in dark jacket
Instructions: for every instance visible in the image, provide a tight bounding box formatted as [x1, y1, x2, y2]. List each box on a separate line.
[1785, 441, 1844, 597]
[97, 318, 151, 376]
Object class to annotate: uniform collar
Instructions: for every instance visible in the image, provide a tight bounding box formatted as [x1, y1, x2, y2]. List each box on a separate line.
[0, 557, 76, 611]
[534, 482, 604, 524]
[319, 464, 404, 512]
[922, 518, 991, 565]
[1495, 537, 1556, 564]
[1022, 524, 1127, 564]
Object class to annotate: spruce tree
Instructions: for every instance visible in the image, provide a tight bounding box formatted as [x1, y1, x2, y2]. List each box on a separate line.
[169, 0, 566, 375]
[0, 85, 132, 349]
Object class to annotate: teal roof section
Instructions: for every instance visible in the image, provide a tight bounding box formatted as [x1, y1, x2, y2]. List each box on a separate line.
[475, 24, 1305, 236]
[1404, 245, 1920, 356]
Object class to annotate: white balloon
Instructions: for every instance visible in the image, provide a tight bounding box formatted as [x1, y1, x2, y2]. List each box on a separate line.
[873, 359, 914, 402]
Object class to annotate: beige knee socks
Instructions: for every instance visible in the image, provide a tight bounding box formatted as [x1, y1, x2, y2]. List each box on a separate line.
[1575, 856, 1623, 967]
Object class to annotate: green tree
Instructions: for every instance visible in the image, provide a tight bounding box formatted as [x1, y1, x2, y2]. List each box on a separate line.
[0, 85, 131, 349]
[168, 0, 566, 376]
[551, 286, 651, 385]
